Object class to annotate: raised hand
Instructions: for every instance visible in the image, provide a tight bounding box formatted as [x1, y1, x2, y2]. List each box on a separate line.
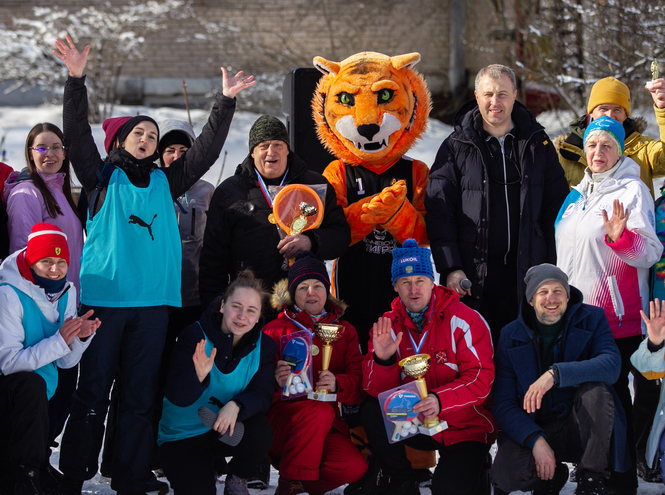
[602, 199, 629, 244]
[646, 78, 665, 110]
[192, 339, 217, 383]
[372, 317, 402, 361]
[53, 34, 90, 79]
[221, 68, 256, 99]
[641, 299, 665, 346]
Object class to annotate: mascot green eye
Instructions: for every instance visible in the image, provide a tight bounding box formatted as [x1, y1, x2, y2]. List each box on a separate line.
[337, 92, 355, 106]
[378, 89, 394, 103]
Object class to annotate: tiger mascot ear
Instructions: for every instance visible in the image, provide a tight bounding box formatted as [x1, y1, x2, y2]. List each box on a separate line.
[312, 51, 431, 169]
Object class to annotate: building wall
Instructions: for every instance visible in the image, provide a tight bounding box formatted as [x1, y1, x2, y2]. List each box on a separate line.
[0, 0, 513, 110]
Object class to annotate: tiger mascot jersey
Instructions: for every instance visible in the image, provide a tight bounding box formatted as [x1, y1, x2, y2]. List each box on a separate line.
[313, 51, 432, 351]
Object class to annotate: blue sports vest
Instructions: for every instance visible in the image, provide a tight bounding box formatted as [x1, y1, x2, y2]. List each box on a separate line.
[0, 283, 68, 399]
[157, 324, 262, 445]
[80, 168, 182, 307]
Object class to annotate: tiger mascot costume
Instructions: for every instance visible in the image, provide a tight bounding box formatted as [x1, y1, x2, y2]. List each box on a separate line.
[312, 51, 434, 476]
[313, 51, 431, 352]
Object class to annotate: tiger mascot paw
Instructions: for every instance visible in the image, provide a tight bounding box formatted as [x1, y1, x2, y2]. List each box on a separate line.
[360, 180, 407, 225]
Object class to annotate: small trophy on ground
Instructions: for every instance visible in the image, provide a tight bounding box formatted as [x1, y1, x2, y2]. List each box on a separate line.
[399, 353, 448, 435]
[308, 323, 345, 402]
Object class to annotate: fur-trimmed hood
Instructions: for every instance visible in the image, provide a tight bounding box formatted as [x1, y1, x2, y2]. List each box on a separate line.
[270, 278, 347, 313]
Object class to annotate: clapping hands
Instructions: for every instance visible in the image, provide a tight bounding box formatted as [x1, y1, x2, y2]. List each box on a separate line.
[59, 309, 101, 345]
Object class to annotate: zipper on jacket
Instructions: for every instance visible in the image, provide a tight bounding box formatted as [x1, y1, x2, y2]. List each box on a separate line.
[607, 275, 624, 326]
[191, 208, 196, 236]
[499, 138, 511, 265]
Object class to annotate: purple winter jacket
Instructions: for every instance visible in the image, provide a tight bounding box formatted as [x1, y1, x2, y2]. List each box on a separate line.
[3, 169, 84, 304]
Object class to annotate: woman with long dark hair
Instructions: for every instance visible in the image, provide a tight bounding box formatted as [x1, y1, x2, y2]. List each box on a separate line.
[4, 122, 83, 300]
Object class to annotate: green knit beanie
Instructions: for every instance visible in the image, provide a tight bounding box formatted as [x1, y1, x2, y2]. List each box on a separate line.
[248, 115, 290, 153]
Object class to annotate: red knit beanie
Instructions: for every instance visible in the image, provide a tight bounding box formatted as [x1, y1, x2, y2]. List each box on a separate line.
[102, 116, 132, 153]
[25, 223, 69, 266]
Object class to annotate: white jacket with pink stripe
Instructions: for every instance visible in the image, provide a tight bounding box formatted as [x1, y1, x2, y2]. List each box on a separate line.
[555, 156, 662, 339]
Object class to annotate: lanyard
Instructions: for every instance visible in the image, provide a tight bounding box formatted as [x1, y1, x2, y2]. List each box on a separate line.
[407, 329, 429, 354]
[283, 310, 314, 336]
[255, 167, 289, 208]
[403, 291, 435, 354]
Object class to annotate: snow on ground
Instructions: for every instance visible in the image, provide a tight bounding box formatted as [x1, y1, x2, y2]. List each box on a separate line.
[2, 104, 664, 494]
[0, 104, 453, 190]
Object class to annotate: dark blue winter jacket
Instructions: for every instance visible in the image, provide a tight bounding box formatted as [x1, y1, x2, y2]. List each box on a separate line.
[492, 286, 630, 472]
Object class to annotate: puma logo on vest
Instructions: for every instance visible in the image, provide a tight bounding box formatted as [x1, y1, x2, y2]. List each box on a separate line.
[128, 214, 157, 241]
[208, 396, 224, 409]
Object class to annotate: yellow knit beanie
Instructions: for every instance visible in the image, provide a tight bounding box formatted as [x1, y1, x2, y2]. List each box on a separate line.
[587, 77, 631, 116]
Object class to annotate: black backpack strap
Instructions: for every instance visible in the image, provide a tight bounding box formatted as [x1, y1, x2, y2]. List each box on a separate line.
[88, 162, 116, 220]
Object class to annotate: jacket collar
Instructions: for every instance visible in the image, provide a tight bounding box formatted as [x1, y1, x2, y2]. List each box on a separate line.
[453, 99, 544, 144]
[200, 296, 264, 349]
[512, 286, 584, 342]
[390, 284, 459, 332]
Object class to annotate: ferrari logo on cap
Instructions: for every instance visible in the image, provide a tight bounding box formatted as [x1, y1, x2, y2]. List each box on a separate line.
[55, 247, 61, 256]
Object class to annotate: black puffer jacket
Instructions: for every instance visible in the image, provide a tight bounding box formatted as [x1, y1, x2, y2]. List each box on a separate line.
[199, 153, 350, 309]
[424, 100, 568, 306]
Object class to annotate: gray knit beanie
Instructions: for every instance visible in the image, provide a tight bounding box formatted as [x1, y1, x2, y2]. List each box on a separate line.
[248, 115, 290, 153]
[524, 264, 570, 302]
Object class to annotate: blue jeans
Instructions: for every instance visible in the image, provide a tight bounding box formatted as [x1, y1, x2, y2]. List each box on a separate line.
[59, 305, 168, 492]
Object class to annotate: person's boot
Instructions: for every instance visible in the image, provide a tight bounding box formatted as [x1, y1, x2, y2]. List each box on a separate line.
[14, 465, 45, 495]
[37, 461, 61, 495]
[385, 477, 419, 495]
[576, 471, 606, 495]
[246, 461, 269, 490]
[275, 477, 309, 495]
[143, 471, 168, 494]
[57, 476, 83, 495]
[344, 455, 389, 495]
[534, 463, 569, 495]
[224, 474, 251, 495]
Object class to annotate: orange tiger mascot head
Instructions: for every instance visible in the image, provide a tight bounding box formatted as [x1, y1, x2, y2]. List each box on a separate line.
[312, 51, 431, 169]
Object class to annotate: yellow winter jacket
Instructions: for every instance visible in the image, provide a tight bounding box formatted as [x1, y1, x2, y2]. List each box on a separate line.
[557, 105, 665, 197]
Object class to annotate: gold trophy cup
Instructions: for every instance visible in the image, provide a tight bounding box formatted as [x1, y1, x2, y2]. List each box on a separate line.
[399, 354, 448, 435]
[308, 323, 345, 402]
